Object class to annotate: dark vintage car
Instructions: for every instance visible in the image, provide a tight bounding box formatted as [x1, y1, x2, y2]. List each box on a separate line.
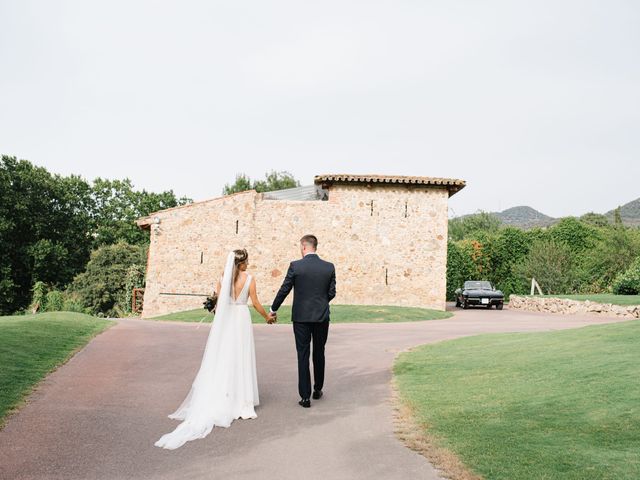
[455, 280, 504, 309]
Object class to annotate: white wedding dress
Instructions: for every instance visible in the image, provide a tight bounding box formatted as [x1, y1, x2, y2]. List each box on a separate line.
[155, 252, 259, 450]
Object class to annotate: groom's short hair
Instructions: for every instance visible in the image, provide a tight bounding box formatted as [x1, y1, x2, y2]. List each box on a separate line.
[300, 234, 318, 250]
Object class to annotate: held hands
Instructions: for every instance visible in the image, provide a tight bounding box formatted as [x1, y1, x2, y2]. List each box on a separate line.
[266, 311, 277, 324]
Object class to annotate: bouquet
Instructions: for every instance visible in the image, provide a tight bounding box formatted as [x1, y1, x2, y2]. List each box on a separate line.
[203, 292, 218, 313]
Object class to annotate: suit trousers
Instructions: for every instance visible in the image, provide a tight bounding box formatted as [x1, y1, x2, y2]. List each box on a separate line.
[292, 320, 329, 399]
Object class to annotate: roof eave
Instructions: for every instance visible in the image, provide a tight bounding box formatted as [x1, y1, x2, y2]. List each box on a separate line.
[314, 174, 466, 197]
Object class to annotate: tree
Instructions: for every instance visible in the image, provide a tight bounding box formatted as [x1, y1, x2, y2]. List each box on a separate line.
[549, 217, 598, 254]
[448, 211, 502, 241]
[91, 178, 191, 246]
[614, 206, 623, 225]
[583, 225, 640, 291]
[223, 170, 300, 195]
[446, 241, 476, 300]
[612, 257, 640, 294]
[0, 156, 95, 313]
[223, 174, 253, 195]
[485, 227, 531, 297]
[67, 241, 147, 317]
[513, 239, 578, 294]
[0, 155, 190, 314]
[27, 239, 71, 286]
[253, 170, 300, 192]
[580, 212, 609, 227]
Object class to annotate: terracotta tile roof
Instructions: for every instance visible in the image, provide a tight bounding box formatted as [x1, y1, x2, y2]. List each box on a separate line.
[314, 174, 466, 196]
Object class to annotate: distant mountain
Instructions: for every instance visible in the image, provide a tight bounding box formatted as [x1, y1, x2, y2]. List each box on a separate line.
[492, 206, 557, 229]
[605, 197, 640, 226]
[456, 206, 557, 229]
[455, 197, 640, 229]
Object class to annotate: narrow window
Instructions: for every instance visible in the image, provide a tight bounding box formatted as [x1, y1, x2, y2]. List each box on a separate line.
[385, 268, 388, 285]
[404, 200, 408, 218]
[200, 252, 203, 264]
[370, 200, 374, 216]
[235, 220, 239, 234]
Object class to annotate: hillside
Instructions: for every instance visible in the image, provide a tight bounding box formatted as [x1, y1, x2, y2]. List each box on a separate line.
[605, 197, 640, 226]
[492, 206, 557, 229]
[456, 206, 557, 229]
[455, 196, 640, 229]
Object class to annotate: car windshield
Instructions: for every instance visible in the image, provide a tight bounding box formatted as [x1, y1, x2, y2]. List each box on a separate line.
[464, 281, 493, 290]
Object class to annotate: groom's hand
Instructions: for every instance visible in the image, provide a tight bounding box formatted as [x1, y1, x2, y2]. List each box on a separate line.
[267, 311, 277, 324]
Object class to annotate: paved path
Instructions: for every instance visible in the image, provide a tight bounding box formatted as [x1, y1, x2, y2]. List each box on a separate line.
[0, 306, 629, 480]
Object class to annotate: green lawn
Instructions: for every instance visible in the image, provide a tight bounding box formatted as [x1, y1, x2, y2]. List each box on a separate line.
[394, 320, 640, 480]
[0, 312, 113, 426]
[526, 294, 640, 306]
[152, 304, 452, 323]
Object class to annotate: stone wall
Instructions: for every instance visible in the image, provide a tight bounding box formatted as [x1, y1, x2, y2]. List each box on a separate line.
[141, 191, 259, 318]
[509, 295, 640, 319]
[139, 183, 450, 318]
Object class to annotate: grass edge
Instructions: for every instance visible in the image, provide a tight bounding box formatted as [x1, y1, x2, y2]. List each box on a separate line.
[0, 318, 115, 430]
[391, 346, 483, 480]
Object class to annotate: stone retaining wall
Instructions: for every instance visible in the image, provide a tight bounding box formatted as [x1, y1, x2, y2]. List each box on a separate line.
[509, 295, 640, 319]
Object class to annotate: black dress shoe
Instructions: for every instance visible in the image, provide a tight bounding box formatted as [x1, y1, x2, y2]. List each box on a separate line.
[299, 398, 311, 408]
[312, 390, 323, 400]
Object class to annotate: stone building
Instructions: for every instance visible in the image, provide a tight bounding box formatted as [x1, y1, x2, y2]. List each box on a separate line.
[136, 174, 465, 318]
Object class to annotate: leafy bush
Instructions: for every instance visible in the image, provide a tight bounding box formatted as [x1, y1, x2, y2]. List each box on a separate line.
[122, 264, 146, 315]
[550, 217, 598, 254]
[580, 212, 610, 227]
[583, 226, 640, 292]
[29, 281, 48, 312]
[447, 215, 640, 297]
[446, 241, 476, 300]
[612, 258, 640, 294]
[68, 242, 147, 317]
[448, 211, 502, 242]
[44, 290, 64, 312]
[513, 239, 578, 294]
[485, 227, 531, 298]
[62, 292, 90, 313]
[28, 282, 86, 313]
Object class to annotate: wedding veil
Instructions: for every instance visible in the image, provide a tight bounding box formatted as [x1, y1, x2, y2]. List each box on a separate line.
[154, 251, 237, 450]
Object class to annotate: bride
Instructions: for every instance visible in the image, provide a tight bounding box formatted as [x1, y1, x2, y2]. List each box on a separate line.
[155, 249, 274, 450]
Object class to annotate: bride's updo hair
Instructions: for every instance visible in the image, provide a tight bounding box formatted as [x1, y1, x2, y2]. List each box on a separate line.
[233, 249, 248, 284]
[234, 248, 248, 266]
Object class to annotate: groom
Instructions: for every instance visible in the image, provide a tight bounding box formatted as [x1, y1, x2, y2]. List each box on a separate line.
[269, 235, 336, 408]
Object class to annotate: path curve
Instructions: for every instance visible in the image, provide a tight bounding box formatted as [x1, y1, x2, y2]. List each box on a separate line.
[0, 306, 629, 480]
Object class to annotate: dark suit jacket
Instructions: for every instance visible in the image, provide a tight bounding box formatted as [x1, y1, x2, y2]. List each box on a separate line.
[271, 253, 336, 323]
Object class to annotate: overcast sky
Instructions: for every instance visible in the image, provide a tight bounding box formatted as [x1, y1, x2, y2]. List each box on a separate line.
[1, 0, 638, 218]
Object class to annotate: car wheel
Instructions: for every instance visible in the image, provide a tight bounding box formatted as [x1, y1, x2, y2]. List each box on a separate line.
[455, 298, 461, 307]
[496, 303, 504, 310]
[462, 300, 469, 309]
